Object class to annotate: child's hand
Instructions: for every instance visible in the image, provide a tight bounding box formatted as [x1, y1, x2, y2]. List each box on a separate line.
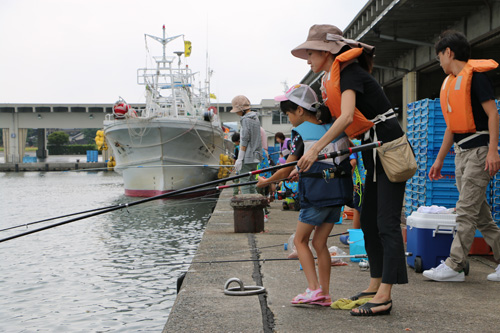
[256, 176, 267, 188]
[269, 183, 276, 200]
[288, 168, 299, 182]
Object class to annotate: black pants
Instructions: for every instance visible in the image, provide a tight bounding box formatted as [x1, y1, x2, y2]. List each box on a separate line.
[360, 171, 408, 284]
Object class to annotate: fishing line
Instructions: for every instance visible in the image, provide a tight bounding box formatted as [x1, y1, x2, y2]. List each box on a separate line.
[0, 142, 381, 243]
[69, 164, 235, 173]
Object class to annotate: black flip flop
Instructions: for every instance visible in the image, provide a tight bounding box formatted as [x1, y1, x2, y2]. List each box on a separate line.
[349, 291, 377, 300]
[350, 300, 392, 316]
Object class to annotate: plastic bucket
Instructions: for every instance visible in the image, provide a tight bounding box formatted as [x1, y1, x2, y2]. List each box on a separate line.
[348, 229, 366, 262]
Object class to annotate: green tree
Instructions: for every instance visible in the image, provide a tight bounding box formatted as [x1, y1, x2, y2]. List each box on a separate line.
[81, 128, 101, 144]
[48, 131, 69, 145]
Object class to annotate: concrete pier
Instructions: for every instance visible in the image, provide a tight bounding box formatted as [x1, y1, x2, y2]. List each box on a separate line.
[0, 162, 108, 172]
[165, 186, 500, 332]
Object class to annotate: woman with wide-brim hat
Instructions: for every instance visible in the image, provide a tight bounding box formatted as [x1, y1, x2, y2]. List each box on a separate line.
[292, 24, 408, 316]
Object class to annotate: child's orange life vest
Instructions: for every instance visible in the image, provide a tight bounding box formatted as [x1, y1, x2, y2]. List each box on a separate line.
[322, 47, 374, 138]
[439, 59, 498, 134]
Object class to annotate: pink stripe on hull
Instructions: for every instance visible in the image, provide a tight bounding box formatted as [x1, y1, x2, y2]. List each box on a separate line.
[124, 188, 217, 198]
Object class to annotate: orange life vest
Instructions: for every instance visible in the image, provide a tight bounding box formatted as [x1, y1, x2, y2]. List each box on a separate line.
[439, 59, 498, 134]
[323, 47, 374, 138]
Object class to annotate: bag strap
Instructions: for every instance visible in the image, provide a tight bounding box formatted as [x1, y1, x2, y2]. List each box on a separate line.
[364, 109, 397, 182]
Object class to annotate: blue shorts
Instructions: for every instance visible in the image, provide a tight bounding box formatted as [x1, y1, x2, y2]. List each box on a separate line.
[299, 205, 342, 227]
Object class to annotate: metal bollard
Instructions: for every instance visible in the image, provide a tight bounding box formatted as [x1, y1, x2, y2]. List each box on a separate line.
[229, 194, 268, 233]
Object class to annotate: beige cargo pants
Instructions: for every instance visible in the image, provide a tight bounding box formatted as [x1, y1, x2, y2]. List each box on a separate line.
[446, 146, 500, 271]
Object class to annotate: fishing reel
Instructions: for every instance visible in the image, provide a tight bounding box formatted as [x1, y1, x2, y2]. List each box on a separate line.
[275, 188, 296, 201]
[322, 164, 349, 181]
[275, 191, 286, 200]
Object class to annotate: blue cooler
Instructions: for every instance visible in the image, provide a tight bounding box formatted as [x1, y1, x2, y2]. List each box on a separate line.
[406, 212, 456, 273]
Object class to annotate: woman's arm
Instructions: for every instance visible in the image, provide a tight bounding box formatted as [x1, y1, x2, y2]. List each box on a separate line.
[297, 89, 356, 172]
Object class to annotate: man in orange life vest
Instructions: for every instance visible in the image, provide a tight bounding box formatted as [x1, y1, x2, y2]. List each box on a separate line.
[424, 30, 500, 282]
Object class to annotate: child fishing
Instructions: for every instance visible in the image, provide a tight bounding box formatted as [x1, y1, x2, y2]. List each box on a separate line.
[256, 84, 353, 306]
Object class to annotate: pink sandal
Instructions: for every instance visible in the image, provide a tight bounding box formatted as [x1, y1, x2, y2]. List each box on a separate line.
[291, 288, 325, 304]
[310, 295, 332, 307]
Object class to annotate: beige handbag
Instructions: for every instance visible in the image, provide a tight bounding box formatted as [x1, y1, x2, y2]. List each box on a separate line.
[376, 134, 417, 183]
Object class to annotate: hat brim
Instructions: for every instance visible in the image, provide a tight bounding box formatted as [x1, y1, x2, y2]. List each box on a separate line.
[291, 40, 345, 60]
[230, 107, 250, 113]
[274, 94, 288, 102]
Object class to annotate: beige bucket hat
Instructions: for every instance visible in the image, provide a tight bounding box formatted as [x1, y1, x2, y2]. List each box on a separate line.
[291, 24, 375, 60]
[229, 95, 251, 113]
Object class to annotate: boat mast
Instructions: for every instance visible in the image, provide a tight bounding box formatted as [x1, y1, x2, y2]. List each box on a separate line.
[145, 25, 183, 115]
[145, 25, 183, 68]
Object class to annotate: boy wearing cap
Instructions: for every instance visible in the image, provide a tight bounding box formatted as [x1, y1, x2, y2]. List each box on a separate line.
[230, 95, 262, 194]
[257, 84, 352, 306]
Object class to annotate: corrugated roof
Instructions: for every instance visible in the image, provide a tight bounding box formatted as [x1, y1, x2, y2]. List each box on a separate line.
[344, 0, 500, 71]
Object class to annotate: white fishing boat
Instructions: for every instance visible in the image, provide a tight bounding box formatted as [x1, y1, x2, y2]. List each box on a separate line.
[103, 26, 230, 197]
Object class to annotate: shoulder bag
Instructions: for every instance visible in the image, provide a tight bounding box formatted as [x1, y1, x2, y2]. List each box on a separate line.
[376, 134, 417, 183]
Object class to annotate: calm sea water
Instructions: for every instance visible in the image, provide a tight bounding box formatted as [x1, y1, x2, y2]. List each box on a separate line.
[0, 171, 217, 332]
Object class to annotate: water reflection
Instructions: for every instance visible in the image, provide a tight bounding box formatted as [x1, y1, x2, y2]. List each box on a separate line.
[0, 172, 217, 332]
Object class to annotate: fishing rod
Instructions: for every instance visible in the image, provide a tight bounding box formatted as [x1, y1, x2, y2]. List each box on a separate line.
[1, 175, 298, 234]
[148, 252, 414, 266]
[256, 231, 349, 251]
[0, 141, 381, 243]
[0, 180, 258, 233]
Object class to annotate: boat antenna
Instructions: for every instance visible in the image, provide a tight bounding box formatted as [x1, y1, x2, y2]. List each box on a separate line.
[281, 81, 289, 93]
[174, 51, 184, 68]
[145, 25, 183, 65]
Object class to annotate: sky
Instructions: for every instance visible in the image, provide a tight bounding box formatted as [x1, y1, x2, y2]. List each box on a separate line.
[0, 0, 368, 105]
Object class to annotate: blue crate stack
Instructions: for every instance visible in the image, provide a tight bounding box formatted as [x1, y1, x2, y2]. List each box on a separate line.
[491, 100, 500, 223]
[491, 170, 500, 224]
[86, 150, 98, 163]
[406, 98, 500, 225]
[405, 98, 459, 217]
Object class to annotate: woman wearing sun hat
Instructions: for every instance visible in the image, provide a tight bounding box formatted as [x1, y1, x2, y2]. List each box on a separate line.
[292, 24, 408, 316]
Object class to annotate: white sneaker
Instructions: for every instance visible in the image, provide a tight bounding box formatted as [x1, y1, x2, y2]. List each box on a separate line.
[422, 260, 465, 282]
[487, 264, 500, 281]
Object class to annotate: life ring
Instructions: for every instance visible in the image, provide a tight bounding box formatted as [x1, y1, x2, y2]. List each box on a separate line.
[113, 100, 129, 119]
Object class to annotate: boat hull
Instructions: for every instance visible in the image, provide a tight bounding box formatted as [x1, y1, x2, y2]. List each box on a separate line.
[104, 118, 227, 197]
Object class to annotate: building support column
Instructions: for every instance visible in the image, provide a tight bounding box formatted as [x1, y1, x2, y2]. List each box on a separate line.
[36, 128, 47, 161]
[402, 71, 417, 132]
[5, 112, 21, 163]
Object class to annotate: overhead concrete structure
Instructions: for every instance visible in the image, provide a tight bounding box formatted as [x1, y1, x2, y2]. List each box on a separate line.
[301, 0, 500, 129]
[0, 100, 285, 163]
[0, 104, 117, 163]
